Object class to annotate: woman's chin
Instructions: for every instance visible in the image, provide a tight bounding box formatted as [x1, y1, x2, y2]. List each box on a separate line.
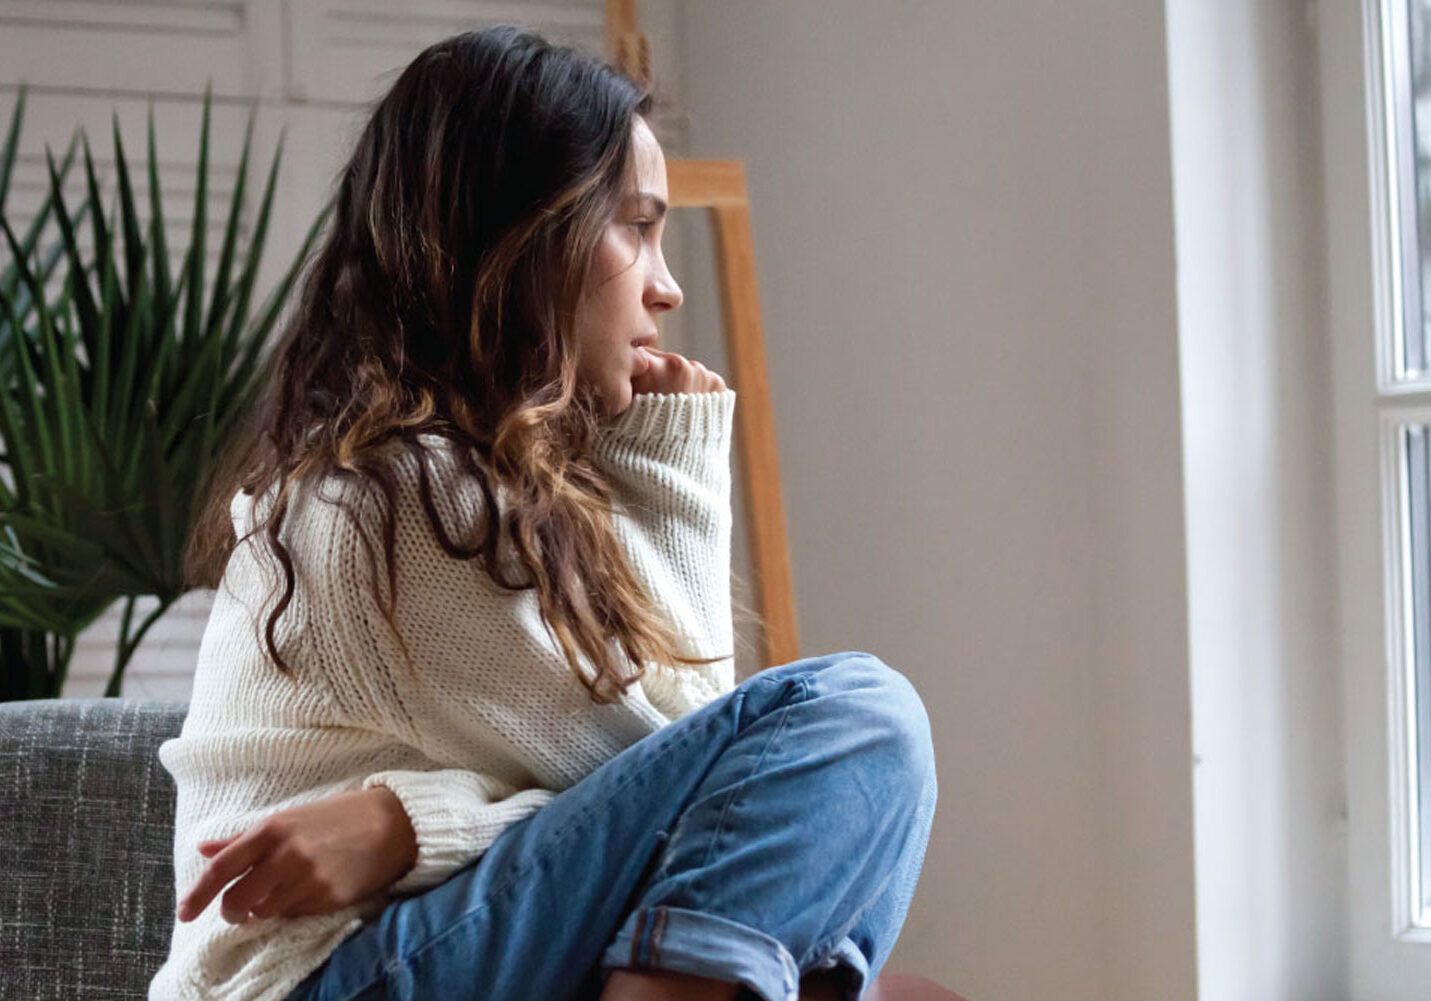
[602, 381, 634, 417]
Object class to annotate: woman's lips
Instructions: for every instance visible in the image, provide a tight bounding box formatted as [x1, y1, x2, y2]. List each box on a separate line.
[633, 345, 652, 375]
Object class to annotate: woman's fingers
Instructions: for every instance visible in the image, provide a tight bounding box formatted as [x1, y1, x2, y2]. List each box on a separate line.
[267, 888, 329, 919]
[218, 842, 313, 923]
[218, 864, 285, 924]
[688, 359, 725, 391]
[177, 825, 279, 921]
[631, 347, 675, 395]
[632, 347, 726, 395]
[181, 789, 417, 923]
[198, 835, 239, 857]
[246, 878, 309, 921]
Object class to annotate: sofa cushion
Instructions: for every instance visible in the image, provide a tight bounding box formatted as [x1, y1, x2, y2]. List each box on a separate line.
[0, 698, 186, 1000]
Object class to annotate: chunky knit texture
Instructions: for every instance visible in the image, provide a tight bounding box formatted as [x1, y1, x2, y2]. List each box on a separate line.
[148, 389, 738, 1001]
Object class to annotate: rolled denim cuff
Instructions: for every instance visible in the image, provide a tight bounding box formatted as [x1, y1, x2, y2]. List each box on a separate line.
[808, 934, 872, 1000]
[600, 905, 802, 1001]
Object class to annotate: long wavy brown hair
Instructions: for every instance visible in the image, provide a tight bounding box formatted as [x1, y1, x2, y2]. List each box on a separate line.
[186, 25, 757, 704]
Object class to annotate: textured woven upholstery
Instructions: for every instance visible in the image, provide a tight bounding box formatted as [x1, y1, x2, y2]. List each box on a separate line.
[0, 698, 186, 1000]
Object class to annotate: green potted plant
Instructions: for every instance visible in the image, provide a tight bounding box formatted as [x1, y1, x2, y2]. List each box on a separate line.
[0, 82, 331, 699]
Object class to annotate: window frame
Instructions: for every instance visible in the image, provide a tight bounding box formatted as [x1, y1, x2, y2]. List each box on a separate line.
[1322, 1, 1431, 994]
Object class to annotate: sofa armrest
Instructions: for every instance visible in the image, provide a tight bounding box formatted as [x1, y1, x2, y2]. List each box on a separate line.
[0, 698, 187, 999]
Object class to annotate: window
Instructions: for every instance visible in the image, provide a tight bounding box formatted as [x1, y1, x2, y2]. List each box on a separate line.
[1334, 3, 1431, 979]
[1381, 0, 1431, 931]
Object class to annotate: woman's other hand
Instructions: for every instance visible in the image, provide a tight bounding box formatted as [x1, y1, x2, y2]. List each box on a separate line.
[175, 786, 418, 924]
[631, 346, 727, 396]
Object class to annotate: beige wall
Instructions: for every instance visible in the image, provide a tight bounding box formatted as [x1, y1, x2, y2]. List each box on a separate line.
[672, 2, 1197, 999]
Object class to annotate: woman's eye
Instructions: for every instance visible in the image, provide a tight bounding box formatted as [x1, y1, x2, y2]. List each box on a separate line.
[630, 219, 655, 235]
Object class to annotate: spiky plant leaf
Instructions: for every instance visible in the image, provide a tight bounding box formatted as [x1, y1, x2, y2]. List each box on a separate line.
[0, 84, 332, 699]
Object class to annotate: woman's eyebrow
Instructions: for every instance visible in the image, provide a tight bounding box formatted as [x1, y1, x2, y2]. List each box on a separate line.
[634, 191, 668, 218]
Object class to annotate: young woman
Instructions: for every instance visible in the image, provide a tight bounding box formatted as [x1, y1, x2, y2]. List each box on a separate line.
[149, 25, 937, 1001]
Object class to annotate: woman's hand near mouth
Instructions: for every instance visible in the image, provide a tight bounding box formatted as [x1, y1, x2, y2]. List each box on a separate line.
[630, 346, 727, 395]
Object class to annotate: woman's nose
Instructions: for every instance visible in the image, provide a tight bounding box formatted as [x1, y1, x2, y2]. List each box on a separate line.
[649, 260, 683, 312]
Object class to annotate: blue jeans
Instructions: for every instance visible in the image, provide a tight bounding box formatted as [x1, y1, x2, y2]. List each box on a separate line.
[285, 651, 938, 1001]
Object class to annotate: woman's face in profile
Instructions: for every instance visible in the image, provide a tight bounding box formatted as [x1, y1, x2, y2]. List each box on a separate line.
[574, 114, 683, 416]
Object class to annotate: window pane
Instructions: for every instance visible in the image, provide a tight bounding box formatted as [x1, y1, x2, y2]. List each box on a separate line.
[1400, 423, 1431, 921]
[1401, 0, 1431, 375]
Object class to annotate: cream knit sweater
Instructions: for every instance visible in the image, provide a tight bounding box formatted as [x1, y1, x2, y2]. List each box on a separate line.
[148, 389, 738, 1001]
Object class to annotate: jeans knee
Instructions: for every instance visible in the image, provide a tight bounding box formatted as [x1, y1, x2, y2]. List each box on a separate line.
[823, 652, 936, 798]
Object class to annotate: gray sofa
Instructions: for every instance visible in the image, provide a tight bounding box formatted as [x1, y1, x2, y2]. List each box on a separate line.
[0, 698, 186, 1000]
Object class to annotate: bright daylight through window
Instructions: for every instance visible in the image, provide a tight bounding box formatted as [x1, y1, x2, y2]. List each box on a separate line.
[1386, 0, 1431, 928]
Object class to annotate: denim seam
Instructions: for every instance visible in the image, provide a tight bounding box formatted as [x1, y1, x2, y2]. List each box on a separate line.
[694, 677, 809, 878]
[798, 861, 896, 973]
[328, 708, 730, 998]
[628, 908, 648, 967]
[651, 906, 670, 965]
[796, 767, 925, 976]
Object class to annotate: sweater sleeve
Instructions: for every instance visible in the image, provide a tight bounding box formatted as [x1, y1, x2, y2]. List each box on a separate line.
[358, 767, 552, 894]
[294, 446, 670, 890]
[589, 389, 739, 717]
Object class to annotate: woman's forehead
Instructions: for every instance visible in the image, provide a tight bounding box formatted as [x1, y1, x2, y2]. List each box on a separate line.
[628, 117, 667, 195]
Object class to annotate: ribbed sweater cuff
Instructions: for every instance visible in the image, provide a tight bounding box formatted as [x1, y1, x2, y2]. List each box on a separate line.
[596, 389, 736, 453]
[361, 770, 554, 894]
[639, 659, 730, 720]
